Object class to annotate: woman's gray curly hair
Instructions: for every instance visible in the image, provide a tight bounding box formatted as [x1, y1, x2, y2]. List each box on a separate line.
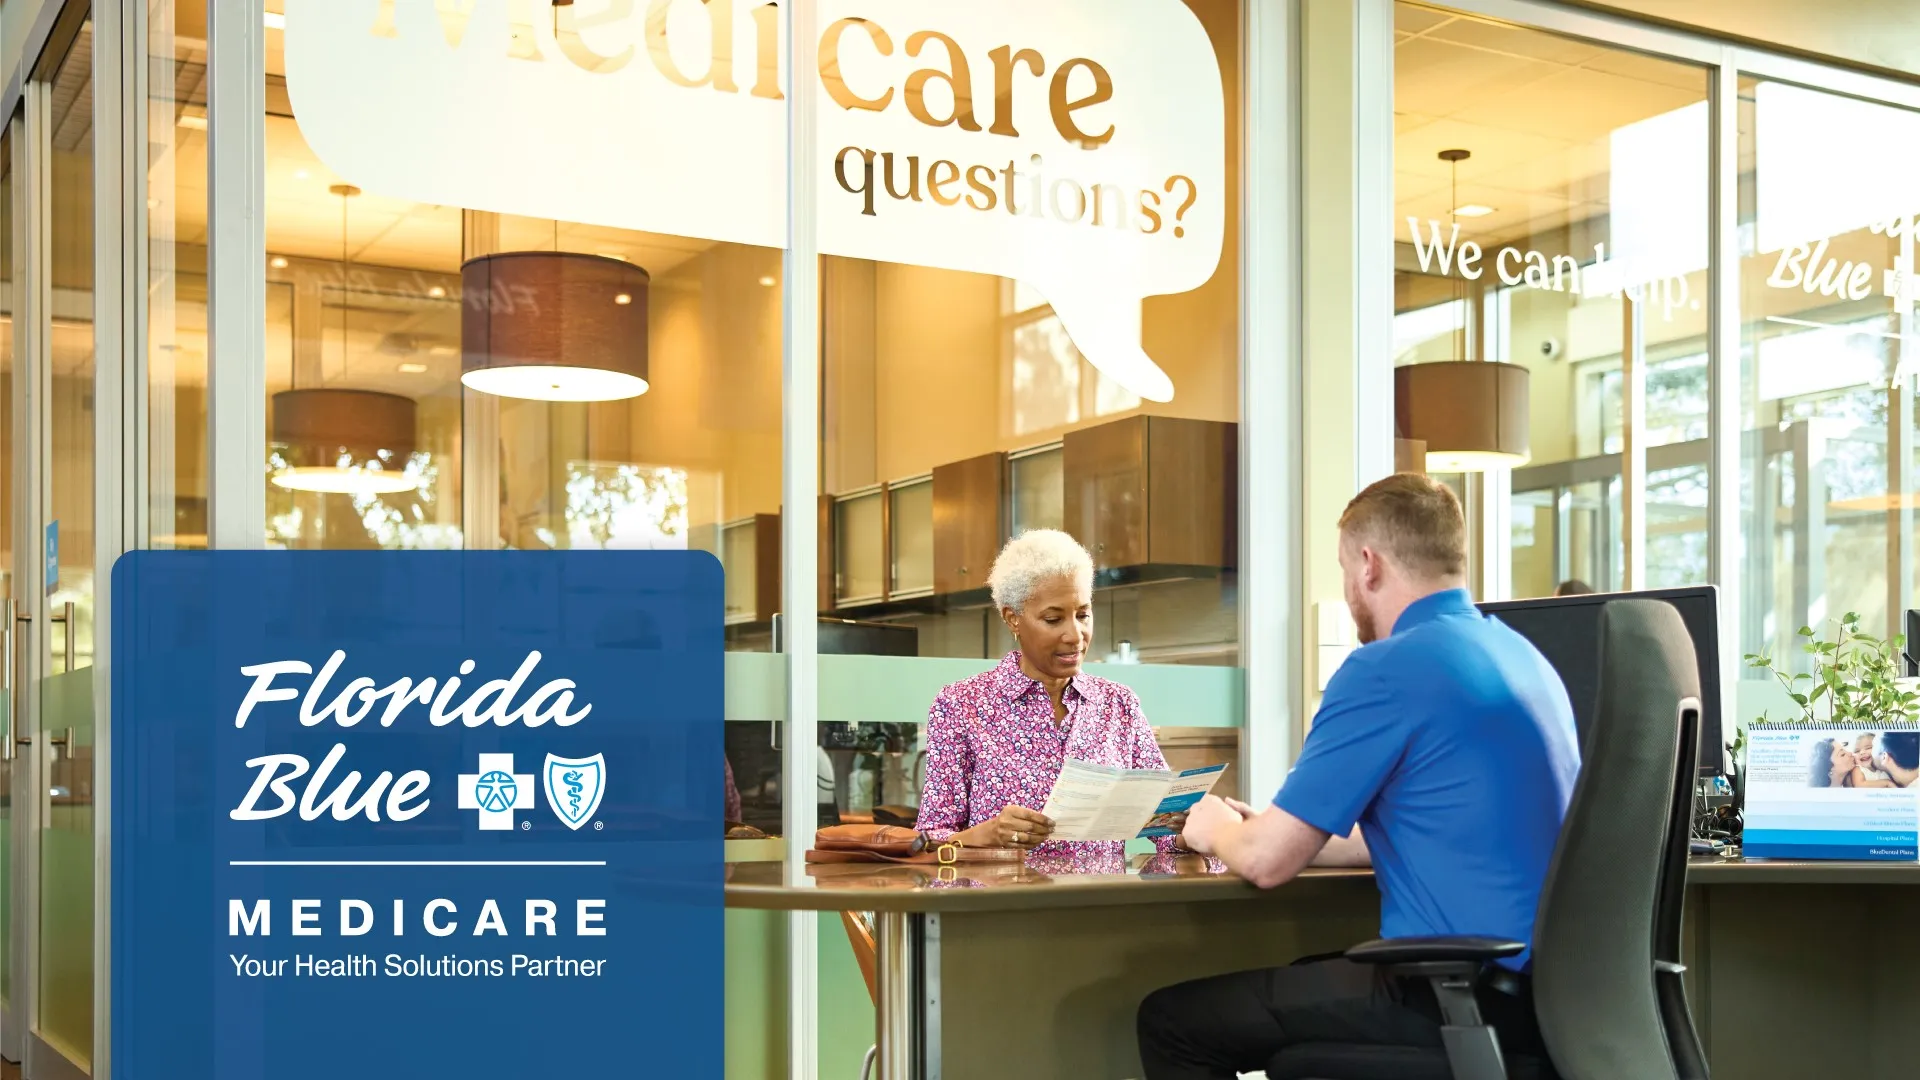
[988, 529, 1094, 614]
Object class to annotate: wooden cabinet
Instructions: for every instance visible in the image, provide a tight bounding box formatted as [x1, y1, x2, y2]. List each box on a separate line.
[1063, 416, 1237, 572]
[818, 494, 835, 614]
[721, 513, 781, 625]
[932, 452, 1007, 596]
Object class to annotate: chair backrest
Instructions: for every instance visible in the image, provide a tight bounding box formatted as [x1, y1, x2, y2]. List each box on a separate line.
[1530, 599, 1705, 1080]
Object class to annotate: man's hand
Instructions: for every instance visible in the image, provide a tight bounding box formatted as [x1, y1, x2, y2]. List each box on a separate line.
[1223, 797, 1264, 818]
[1180, 795, 1242, 855]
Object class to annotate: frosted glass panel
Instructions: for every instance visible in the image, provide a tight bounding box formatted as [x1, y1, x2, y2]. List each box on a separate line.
[835, 492, 884, 604]
[889, 479, 933, 595]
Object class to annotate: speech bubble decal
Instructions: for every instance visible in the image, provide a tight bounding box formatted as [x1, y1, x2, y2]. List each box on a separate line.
[283, 0, 1224, 402]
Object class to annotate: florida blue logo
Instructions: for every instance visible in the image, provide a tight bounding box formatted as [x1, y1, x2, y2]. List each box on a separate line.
[457, 753, 535, 830]
[544, 753, 606, 831]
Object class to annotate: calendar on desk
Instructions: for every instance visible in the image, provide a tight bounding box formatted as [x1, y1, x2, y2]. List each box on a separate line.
[1742, 724, 1920, 861]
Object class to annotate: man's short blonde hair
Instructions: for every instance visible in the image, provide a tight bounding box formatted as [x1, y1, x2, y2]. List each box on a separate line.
[1337, 473, 1467, 581]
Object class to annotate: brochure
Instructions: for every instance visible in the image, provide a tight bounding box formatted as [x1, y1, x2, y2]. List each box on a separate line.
[1742, 723, 1919, 861]
[1039, 759, 1227, 842]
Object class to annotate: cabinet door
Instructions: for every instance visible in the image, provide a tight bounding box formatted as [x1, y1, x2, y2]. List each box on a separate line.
[932, 452, 1006, 595]
[1063, 416, 1148, 570]
[1146, 418, 1237, 570]
[753, 513, 781, 624]
[889, 477, 935, 597]
[835, 489, 887, 606]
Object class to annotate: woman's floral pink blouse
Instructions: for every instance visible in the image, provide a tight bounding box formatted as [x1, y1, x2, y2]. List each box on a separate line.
[914, 651, 1181, 869]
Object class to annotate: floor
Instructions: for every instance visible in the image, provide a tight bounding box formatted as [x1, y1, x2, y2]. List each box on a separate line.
[2, 1060, 18, 1079]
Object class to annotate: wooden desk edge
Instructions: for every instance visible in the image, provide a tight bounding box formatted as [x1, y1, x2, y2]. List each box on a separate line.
[723, 859, 1919, 912]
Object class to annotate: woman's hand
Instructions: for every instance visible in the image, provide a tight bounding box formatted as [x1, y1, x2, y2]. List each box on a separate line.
[958, 805, 1055, 849]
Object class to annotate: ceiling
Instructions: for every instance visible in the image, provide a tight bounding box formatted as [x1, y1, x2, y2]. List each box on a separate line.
[1394, 2, 1709, 249]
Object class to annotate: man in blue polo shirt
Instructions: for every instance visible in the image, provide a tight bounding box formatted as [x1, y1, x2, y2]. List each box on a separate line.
[1137, 473, 1580, 1079]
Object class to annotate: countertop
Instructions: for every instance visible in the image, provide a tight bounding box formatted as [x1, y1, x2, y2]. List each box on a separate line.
[722, 852, 1920, 913]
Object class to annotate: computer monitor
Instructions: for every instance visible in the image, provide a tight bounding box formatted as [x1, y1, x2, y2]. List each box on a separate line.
[1904, 609, 1920, 678]
[1477, 586, 1723, 776]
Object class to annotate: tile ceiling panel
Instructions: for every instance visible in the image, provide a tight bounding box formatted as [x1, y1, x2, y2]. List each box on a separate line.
[1397, 118, 1577, 182]
[1450, 66, 1704, 142]
[1394, 38, 1559, 118]
[1579, 49, 1709, 94]
[1425, 17, 1609, 66]
[1395, 4, 1455, 34]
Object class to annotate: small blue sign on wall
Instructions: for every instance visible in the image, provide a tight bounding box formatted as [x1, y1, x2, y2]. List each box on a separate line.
[112, 551, 725, 1079]
[43, 521, 56, 594]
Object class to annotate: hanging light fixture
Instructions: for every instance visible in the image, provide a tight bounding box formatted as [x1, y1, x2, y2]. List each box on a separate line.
[271, 184, 419, 496]
[1395, 361, 1529, 471]
[1395, 149, 1531, 472]
[459, 243, 651, 403]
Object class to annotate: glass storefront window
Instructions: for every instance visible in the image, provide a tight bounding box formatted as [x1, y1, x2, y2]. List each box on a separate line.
[810, 0, 1245, 858]
[150, 1, 210, 550]
[1737, 78, 1920, 720]
[41, 23, 97, 1067]
[1393, 3, 1710, 598]
[260, 4, 787, 846]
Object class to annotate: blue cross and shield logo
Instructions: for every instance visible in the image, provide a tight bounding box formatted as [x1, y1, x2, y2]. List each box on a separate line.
[543, 753, 607, 831]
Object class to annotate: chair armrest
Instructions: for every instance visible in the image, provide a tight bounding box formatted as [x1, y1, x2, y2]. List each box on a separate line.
[1344, 936, 1526, 966]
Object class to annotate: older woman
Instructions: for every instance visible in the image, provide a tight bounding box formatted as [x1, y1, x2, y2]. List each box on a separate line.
[914, 529, 1181, 869]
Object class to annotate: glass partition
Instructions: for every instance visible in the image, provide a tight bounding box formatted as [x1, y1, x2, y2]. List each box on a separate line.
[1737, 77, 1920, 722]
[259, 0, 795, 1065]
[0, 119, 13, 1038]
[259, 4, 787, 818]
[150, 0, 209, 550]
[1393, 3, 1710, 597]
[811, 0, 1247, 863]
[40, 20, 97, 1069]
[806, 3, 1246, 1070]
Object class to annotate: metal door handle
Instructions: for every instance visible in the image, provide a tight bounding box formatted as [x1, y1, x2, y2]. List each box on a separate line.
[46, 726, 71, 759]
[49, 600, 74, 673]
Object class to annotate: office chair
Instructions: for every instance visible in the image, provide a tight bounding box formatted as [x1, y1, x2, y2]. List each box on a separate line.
[1266, 599, 1710, 1080]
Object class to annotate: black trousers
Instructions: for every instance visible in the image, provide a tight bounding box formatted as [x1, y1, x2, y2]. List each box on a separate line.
[1136, 953, 1550, 1080]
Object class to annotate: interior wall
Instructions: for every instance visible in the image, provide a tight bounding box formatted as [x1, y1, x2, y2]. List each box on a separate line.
[630, 244, 785, 527]
[1505, 286, 1582, 465]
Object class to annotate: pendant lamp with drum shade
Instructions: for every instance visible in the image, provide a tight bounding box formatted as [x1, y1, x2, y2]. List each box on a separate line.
[1395, 149, 1530, 472]
[271, 184, 419, 496]
[459, 239, 651, 403]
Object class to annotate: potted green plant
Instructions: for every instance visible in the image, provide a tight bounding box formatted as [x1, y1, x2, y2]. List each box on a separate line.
[1743, 611, 1920, 730]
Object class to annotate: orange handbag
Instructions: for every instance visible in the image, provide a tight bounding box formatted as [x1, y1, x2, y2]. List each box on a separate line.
[805, 823, 1025, 864]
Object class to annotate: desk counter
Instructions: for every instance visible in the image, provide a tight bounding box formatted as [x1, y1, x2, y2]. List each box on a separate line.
[725, 853, 1918, 1080]
[725, 853, 1919, 911]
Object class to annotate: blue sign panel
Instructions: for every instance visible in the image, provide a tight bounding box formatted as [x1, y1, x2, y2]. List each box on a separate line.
[112, 551, 724, 1079]
[44, 521, 56, 594]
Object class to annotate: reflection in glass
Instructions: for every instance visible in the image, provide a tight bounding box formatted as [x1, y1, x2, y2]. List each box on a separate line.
[0, 121, 13, 1017]
[1393, 3, 1709, 592]
[1738, 77, 1917, 713]
[41, 22, 98, 1069]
